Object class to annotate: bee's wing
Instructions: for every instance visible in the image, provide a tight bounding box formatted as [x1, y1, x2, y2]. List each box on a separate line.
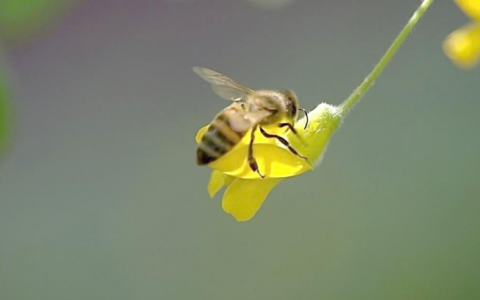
[193, 67, 254, 101]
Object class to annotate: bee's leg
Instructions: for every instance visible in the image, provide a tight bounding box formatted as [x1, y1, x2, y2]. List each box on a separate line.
[248, 125, 265, 178]
[279, 123, 297, 134]
[279, 123, 307, 147]
[260, 127, 308, 162]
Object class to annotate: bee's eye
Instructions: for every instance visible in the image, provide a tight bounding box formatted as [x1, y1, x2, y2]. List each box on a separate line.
[284, 97, 296, 118]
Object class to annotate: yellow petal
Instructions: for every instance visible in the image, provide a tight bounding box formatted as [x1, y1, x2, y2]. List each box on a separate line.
[195, 104, 341, 179]
[455, 0, 480, 21]
[209, 142, 312, 179]
[207, 170, 236, 197]
[223, 174, 235, 186]
[222, 177, 283, 222]
[195, 124, 209, 143]
[196, 124, 312, 179]
[443, 24, 480, 69]
[207, 170, 225, 198]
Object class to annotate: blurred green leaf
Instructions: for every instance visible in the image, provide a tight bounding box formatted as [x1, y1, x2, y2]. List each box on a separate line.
[0, 55, 12, 157]
[0, 0, 74, 42]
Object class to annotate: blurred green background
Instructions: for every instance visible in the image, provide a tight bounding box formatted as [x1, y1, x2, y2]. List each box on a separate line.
[0, 0, 479, 299]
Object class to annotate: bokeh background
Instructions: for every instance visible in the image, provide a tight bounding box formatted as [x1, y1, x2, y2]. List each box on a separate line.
[1, 0, 479, 299]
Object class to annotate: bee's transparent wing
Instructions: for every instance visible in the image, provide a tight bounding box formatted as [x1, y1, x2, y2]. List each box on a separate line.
[193, 67, 254, 101]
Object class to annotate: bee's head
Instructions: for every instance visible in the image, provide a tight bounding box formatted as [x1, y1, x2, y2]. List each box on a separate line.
[281, 90, 299, 120]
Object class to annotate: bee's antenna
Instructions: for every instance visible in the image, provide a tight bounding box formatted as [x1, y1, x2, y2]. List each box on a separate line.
[299, 108, 309, 129]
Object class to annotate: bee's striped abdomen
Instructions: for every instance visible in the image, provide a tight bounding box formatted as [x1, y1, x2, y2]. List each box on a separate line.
[197, 110, 248, 165]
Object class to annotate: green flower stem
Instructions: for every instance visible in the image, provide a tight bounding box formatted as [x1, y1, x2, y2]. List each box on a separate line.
[338, 0, 434, 117]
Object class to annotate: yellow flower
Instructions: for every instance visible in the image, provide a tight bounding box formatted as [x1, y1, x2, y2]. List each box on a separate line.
[443, 0, 480, 69]
[194, 0, 435, 221]
[196, 103, 341, 222]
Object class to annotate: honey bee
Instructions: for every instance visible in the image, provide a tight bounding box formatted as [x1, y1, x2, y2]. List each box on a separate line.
[194, 67, 308, 178]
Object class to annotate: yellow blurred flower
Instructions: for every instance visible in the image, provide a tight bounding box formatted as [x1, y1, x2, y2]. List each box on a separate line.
[196, 103, 341, 222]
[443, 0, 480, 69]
